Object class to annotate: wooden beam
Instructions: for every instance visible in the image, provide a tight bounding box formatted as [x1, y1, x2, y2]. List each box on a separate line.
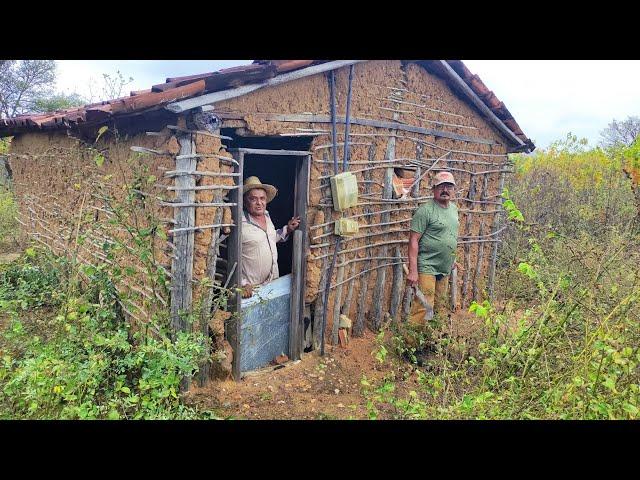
[436, 61, 525, 149]
[289, 230, 303, 360]
[290, 154, 310, 359]
[170, 133, 196, 392]
[228, 151, 244, 381]
[227, 147, 312, 156]
[217, 113, 497, 146]
[165, 61, 365, 113]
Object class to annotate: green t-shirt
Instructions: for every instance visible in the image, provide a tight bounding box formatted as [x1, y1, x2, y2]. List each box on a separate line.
[410, 199, 459, 276]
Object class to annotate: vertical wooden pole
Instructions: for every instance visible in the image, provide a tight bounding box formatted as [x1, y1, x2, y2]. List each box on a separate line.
[170, 134, 196, 334]
[197, 201, 223, 387]
[372, 139, 395, 330]
[290, 230, 304, 360]
[411, 144, 423, 198]
[450, 266, 458, 311]
[389, 246, 404, 321]
[313, 151, 332, 350]
[291, 154, 309, 358]
[227, 151, 244, 380]
[461, 173, 476, 307]
[354, 144, 376, 337]
[340, 261, 357, 320]
[488, 169, 507, 300]
[472, 173, 489, 302]
[170, 133, 196, 392]
[331, 255, 345, 344]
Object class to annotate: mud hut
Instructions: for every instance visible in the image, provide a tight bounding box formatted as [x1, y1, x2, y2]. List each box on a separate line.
[0, 60, 535, 381]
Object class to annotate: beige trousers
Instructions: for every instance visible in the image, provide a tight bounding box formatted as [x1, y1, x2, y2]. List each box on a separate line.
[408, 273, 450, 327]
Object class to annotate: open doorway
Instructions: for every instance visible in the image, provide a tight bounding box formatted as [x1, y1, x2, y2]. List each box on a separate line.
[222, 133, 312, 278]
[243, 153, 296, 276]
[221, 134, 312, 377]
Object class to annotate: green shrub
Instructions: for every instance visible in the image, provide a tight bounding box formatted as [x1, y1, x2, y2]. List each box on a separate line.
[0, 187, 18, 250]
[361, 134, 640, 419]
[0, 249, 215, 419]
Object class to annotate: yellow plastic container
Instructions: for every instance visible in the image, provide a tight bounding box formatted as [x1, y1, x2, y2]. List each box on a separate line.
[335, 218, 359, 236]
[330, 172, 358, 212]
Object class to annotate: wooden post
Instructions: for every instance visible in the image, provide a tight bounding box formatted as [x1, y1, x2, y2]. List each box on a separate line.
[488, 169, 507, 300]
[290, 230, 304, 360]
[196, 196, 224, 387]
[340, 261, 357, 320]
[450, 266, 458, 311]
[389, 246, 404, 321]
[372, 137, 395, 330]
[227, 151, 244, 381]
[354, 143, 376, 336]
[170, 133, 196, 392]
[313, 151, 333, 350]
[461, 173, 476, 307]
[331, 256, 346, 345]
[471, 173, 489, 301]
[291, 154, 309, 359]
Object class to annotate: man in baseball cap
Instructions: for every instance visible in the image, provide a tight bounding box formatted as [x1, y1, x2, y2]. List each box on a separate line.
[404, 170, 461, 363]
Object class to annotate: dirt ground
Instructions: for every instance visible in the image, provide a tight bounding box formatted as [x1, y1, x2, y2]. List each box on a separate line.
[186, 311, 486, 420]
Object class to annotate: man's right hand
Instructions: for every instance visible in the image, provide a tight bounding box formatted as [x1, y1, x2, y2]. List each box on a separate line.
[406, 270, 419, 287]
[242, 285, 254, 298]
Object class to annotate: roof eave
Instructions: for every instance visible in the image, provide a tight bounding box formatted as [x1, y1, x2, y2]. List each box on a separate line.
[432, 60, 531, 153]
[164, 60, 365, 114]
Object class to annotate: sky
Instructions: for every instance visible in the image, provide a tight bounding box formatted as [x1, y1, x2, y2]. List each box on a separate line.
[56, 60, 640, 151]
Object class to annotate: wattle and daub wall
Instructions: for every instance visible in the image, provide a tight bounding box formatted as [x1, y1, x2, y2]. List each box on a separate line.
[8, 60, 511, 346]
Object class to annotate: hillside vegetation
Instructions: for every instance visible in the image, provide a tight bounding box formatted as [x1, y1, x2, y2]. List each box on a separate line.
[1, 134, 639, 419]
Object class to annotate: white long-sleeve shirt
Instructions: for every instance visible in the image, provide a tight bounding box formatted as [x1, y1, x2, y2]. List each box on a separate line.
[241, 210, 289, 287]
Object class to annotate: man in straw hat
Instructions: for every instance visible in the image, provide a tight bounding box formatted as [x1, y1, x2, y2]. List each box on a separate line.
[241, 176, 300, 298]
[405, 170, 461, 360]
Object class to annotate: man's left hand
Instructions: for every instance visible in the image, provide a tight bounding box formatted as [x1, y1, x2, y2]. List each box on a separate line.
[287, 216, 301, 232]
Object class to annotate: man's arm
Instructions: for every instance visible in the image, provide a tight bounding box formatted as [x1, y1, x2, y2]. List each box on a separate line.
[407, 231, 421, 286]
[276, 216, 301, 242]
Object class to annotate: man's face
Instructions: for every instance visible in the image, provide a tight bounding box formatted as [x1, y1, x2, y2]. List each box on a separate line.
[433, 182, 455, 202]
[245, 188, 267, 216]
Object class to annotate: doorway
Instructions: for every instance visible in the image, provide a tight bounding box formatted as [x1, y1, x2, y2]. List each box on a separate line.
[222, 137, 311, 378]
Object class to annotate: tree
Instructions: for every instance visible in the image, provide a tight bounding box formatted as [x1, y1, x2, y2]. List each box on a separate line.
[599, 116, 640, 149]
[87, 70, 133, 103]
[0, 60, 57, 118]
[32, 93, 85, 113]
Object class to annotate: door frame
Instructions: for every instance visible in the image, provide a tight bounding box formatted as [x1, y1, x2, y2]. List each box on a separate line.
[227, 148, 311, 380]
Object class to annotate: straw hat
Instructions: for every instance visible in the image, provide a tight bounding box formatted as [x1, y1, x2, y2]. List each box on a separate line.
[243, 176, 278, 203]
[432, 171, 456, 187]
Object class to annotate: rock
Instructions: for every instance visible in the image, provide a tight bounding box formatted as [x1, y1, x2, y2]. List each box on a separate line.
[209, 340, 233, 380]
[209, 310, 231, 340]
[275, 354, 289, 365]
[339, 314, 352, 329]
[334, 389, 340, 395]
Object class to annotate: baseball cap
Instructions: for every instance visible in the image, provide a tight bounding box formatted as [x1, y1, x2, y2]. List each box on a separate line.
[432, 171, 456, 187]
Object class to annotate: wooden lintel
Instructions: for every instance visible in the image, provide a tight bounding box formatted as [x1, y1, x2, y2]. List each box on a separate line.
[219, 113, 497, 146]
[227, 147, 312, 156]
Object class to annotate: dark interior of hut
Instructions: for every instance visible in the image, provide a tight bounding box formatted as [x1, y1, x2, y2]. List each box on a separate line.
[220, 132, 312, 277]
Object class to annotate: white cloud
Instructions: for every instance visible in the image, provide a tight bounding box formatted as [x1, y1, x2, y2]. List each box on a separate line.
[463, 60, 640, 149]
[54, 60, 640, 151]
[55, 60, 251, 100]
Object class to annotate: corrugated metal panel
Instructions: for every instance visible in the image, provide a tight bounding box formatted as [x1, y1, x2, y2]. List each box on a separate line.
[239, 274, 291, 373]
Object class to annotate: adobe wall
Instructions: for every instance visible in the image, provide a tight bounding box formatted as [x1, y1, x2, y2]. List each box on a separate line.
[211, 60, 510, 341]
[8, 129, 178, 325]
[7, 60, 513, 347]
